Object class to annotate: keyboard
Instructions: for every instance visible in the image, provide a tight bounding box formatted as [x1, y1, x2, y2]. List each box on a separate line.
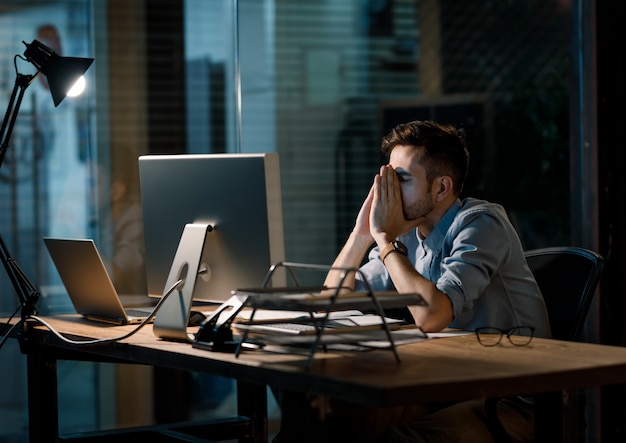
[125, 308, 154, 318]
[235, 315, 406, 336]
[239, 321, 320, 335]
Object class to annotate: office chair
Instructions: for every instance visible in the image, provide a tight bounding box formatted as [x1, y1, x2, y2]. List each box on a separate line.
[486, 246, 605, 442]
[524, 246, 604, 341]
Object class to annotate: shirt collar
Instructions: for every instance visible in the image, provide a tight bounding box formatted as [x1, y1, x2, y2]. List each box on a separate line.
[421, 198, 462, 250]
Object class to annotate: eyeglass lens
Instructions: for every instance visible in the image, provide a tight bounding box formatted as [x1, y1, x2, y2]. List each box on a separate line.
[476, 326, 534, 346]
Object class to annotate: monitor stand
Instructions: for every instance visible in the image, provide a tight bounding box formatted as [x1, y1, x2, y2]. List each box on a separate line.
[153, 223, 211, 342]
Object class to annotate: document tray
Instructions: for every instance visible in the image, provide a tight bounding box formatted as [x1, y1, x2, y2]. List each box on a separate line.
[234, 325, 426, 347]
[231, 289, 427, 312]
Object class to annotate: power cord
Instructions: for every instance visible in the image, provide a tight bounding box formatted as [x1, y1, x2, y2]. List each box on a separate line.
[0, 278, 184, 349]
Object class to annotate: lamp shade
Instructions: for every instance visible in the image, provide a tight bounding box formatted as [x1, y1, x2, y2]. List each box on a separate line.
[22, 39, 94, 107]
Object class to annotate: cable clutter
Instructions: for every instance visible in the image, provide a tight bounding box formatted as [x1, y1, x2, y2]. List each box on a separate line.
[0, 278, 183, 350]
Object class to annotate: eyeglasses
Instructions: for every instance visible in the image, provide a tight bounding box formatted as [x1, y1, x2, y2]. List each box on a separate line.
[475, 326, 535, 347]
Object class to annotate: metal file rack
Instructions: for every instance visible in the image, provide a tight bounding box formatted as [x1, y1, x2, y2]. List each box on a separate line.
[218, 262, 427, 368]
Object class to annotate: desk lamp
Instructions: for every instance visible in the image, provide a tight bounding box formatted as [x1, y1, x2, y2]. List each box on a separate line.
[0, 39, 94, 318]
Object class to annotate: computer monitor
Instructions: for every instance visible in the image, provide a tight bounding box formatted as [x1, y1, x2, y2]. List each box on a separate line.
[138, 153, 285, 305]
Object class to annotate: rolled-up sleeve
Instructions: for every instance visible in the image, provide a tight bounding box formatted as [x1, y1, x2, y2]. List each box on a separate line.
[436, 210, 510, 322]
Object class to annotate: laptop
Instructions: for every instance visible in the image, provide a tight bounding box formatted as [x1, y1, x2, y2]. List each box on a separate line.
[43, 238, 155, 325]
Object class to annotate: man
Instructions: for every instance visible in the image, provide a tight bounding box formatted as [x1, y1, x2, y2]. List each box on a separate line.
[325, 119, 550, 334]
[320, 120, 551, 442]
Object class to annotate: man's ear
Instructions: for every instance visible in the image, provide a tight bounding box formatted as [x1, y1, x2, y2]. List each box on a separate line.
[435, 176, 454, 201]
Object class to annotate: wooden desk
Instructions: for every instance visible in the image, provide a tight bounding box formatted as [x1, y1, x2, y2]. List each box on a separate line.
[9, 315, 626, 442]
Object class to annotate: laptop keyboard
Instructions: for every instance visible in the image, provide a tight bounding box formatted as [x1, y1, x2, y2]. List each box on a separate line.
[125, 308, 153, 318]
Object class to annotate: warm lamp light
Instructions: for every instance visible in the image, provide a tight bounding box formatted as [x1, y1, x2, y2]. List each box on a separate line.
[0, 38, 94, 318]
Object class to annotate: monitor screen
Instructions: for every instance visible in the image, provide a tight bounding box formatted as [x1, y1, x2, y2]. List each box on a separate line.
[138, 153, 285, 303]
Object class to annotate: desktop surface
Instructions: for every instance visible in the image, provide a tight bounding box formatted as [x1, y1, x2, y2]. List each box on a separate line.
[15, 314, 626, 407]
[10, 314, 626, 443]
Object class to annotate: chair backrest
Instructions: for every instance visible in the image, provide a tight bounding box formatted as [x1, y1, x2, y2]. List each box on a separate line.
[524, 246, 604, 341]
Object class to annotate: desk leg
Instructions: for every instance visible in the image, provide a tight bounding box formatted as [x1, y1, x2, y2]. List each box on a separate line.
[237, 380, 268, 442]
[535, 390, 579, 443]
[276, 390, 325, 443]
[26, 351, 59, 443]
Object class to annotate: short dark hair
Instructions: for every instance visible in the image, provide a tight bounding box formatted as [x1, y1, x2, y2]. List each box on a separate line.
[381, 120, 469, 195]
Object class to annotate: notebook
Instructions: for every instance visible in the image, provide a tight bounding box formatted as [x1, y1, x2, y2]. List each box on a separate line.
[43, 238, 155, 325]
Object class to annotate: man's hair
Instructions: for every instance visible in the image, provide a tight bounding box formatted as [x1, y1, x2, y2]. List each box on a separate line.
[381, 120, 469, 196]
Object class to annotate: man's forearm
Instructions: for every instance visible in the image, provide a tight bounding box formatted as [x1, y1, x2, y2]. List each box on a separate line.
[323, 232, 373, 291]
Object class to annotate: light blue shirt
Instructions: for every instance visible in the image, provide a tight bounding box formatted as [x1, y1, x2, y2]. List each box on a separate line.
[356, 198, 552, 338]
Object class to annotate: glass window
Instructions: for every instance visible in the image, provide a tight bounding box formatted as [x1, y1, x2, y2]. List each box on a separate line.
[232, 0, 571, 269]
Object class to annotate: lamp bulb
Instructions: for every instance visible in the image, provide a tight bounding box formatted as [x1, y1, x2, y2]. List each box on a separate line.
[66, 75, 86, 97]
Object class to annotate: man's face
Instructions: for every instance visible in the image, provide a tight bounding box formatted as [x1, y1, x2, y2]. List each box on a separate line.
[388, 145, 435, 221]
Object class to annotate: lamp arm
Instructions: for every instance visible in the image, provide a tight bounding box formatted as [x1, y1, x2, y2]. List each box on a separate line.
[0, 71, 40, 318]
[0, 234, 39, 316]
[0, 73, 35, 169]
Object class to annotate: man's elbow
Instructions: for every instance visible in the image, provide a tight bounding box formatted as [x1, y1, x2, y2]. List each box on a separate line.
[416, 315, 451, 333]
[408, 299, 453, 333]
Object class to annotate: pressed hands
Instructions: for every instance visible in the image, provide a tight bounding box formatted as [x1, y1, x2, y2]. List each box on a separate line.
[325, 165, 453, 332]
